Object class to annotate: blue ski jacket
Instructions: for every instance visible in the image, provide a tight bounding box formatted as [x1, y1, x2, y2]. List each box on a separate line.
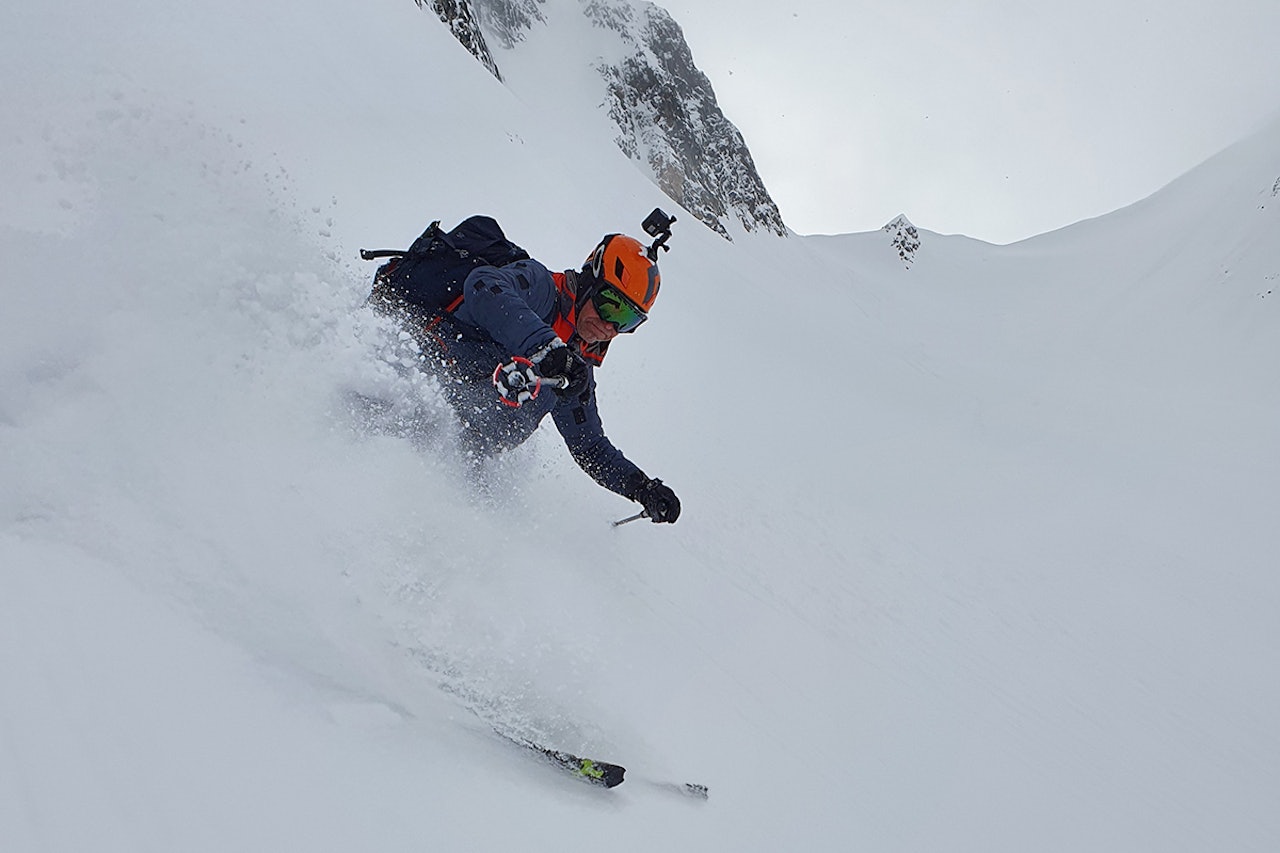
[435, 258, 646, 498]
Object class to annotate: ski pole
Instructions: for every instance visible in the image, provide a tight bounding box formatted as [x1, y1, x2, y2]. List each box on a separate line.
[611, 510, 649, 528]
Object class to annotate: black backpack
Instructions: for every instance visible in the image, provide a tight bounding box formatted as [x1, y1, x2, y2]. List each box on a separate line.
[362, 215, 530, 313]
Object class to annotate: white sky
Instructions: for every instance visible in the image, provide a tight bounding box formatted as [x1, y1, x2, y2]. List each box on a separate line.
[657, 0, 1280, 243]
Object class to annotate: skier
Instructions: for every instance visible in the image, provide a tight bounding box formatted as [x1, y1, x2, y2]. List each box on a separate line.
[371, 226, 681, 524]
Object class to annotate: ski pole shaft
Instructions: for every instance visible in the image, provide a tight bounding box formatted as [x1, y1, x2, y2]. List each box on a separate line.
[611, 511, 649, 528]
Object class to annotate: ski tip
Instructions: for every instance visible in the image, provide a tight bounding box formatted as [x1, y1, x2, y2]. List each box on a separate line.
[643, 779, 709, 800]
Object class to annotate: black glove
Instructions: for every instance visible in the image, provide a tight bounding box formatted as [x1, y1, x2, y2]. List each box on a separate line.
[532, 341, 590, 398]
[631, 477, 681, 524]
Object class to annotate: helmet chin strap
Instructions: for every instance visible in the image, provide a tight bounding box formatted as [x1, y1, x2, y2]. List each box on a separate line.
[567, 268, 597, 308]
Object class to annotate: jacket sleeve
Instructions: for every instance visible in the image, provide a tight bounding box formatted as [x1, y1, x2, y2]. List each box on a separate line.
[550, 369, 647, 498]
[452, 260, 561, 358]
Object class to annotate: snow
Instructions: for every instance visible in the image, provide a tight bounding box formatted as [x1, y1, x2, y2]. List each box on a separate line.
[3, 1, 1279, 851]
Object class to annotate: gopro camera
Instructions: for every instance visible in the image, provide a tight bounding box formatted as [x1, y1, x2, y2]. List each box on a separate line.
[642, 208, 676, 259]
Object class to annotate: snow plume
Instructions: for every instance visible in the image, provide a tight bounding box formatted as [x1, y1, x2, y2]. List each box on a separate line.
[1, 80, 622, 775]
[3, 87, 399, 639]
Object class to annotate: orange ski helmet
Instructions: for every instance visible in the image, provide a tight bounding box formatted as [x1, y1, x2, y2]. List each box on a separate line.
[584, 234, 661, 312]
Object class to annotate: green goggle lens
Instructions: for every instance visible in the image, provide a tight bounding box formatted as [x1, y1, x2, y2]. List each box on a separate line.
[591, 286, 648, 333]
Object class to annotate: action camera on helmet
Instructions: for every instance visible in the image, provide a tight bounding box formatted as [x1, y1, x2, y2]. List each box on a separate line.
[642, 208, 675, 260]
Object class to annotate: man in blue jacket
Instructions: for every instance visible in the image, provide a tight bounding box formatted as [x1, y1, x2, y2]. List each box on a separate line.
[379, 228, 680, 524]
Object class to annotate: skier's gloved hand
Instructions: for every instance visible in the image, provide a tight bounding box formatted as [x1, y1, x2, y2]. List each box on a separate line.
[631, 477, 681, 524]
[530, 340, 589, 398]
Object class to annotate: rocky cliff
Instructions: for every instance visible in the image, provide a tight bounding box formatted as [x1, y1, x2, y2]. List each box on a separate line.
[416, 0, 501, 79]
[418, 0, 787, 238]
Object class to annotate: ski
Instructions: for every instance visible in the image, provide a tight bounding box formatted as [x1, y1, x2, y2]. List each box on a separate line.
[405, 646, 705, 797]
[503, 733, 708, 798]
[538, 744, 627, 789]
[506, 734, 626, 788]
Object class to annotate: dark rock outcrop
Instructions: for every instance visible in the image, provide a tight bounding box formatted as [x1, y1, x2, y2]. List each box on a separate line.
[423, 0, 787, 239]
[883, 214, 921, 268]
[586, 2, 786, 237]
[416, 0, 502, 79]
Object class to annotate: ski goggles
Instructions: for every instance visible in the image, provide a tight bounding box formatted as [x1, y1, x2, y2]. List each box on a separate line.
[591, 284, 648, 333]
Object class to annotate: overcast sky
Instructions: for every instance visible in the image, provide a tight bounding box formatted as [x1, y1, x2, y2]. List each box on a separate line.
[657, 1, 1280, 244]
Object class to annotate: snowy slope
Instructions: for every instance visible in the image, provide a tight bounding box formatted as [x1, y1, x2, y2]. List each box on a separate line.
[3, 2, 1279, 851]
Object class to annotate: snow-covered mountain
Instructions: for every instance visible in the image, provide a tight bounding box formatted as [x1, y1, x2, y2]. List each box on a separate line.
[2, 1, 1278, 851]
[423, 0, 787, 238]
